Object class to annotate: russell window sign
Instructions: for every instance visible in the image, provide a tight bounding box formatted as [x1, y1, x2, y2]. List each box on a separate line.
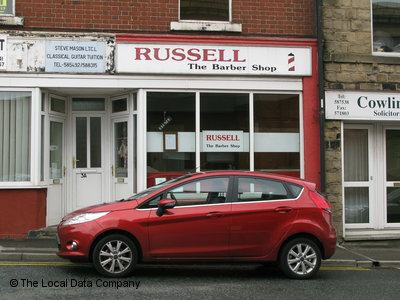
[326, 91, 400, 121]
[202, 131, 244, 152]
[116, 43, 312, 76]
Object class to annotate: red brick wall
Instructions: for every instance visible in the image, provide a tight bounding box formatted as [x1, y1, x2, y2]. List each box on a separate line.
[0, 189, 47, 238]
[15, 0, 316, 37]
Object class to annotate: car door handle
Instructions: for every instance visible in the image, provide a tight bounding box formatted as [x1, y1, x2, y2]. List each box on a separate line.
[275, 206, 293, 213]
[206, 212, 224, 218]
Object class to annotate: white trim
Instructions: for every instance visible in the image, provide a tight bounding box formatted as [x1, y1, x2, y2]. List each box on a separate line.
[249, 93, 254, 171]
[170, 21, 242, 32]
[0, 73, 303, 91]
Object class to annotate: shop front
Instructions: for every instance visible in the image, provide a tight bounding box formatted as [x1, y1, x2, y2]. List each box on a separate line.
[0, 33, 321, 237]
[326, 91, 400, 239]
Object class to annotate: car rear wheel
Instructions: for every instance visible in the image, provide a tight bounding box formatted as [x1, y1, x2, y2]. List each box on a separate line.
[279, 238, 321, 279]
[93, 234, 137, 277]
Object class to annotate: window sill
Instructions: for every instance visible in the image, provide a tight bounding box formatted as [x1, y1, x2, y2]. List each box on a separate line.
[170, 21, 242, 33]
[0, 15, 24, 26]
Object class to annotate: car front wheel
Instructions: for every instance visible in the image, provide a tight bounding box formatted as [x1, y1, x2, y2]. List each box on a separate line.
[93, 234, 137, 277]
[279, 238, 321, 279]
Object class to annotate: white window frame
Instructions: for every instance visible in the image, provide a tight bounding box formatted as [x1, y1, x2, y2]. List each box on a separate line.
[0, 87, 41, 188]
[371, 0, 400, 57]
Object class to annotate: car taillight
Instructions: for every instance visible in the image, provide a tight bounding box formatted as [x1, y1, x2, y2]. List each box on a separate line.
[309, 190, 332, 213]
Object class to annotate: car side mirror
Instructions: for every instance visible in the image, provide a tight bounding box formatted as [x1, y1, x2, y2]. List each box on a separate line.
[156, 198, 177, 217]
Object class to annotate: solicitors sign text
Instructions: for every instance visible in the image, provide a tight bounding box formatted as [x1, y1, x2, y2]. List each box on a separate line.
[116, 43, 312, 76]
[326, 91, 400, 121]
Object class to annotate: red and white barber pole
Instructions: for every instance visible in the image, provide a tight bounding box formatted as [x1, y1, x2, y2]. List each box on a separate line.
[288, 53, 295, 71]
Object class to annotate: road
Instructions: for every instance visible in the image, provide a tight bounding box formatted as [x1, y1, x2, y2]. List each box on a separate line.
[1, 262, 399, 299]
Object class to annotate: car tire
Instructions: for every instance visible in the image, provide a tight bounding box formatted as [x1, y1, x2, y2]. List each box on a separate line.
[279, 238, 321, 279]
[92, 234, 138, 277]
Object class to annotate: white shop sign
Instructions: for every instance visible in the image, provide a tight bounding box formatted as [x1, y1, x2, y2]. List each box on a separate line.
[326, 91, 400, 121]
[0, 35, 6, 70]
[202, 131, 244, 152]
[116, 43, 312, 76]
[45, 41, 106, 73]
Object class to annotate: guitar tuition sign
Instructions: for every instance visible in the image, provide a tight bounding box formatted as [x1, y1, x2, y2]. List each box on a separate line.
[116, 43, 312, 76]
[46, 41, 106, 73]
[326, 91, 400, 121]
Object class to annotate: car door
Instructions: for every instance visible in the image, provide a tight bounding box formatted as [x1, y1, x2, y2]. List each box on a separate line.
[229, 176, 300, 258]
[147, 176, 233, 258]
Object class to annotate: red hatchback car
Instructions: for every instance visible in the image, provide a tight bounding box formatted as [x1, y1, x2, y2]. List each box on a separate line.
[57, 171, 336, 279]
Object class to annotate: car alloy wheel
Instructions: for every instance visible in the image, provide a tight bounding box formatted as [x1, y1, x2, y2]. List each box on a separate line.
[279, 238, 321, 279]
[93, 234, 137, 277]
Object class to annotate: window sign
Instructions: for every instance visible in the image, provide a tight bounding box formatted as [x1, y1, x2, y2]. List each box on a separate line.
[0, 35, 6, 70]
[202, 131, 244, 152]
[46, 41, 106, 73]
[326, 91, 400, 120]
[0, 0, 14, 15]
[372, 0, 400, 54]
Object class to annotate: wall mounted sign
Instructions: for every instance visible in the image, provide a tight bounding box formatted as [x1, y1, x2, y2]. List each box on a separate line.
[116, 43, 312, 76]
[45, 41, 106, 73]
[202, 131, 244, 152]
[0, 35, 6, 70]
[326, 91, 400, 121]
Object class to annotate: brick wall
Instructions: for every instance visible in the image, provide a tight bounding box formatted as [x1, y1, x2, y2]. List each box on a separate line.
[14, 0, 316, 37]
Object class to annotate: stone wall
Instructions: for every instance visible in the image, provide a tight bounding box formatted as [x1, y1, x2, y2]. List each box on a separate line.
[323, 0, 400, 239]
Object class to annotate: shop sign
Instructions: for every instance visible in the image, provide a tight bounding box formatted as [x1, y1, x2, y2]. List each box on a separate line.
[116, 43, 312, 76]
[0, 35, 6, 70]
[326, 91, 400, 121]
[202, 131, 244, 152]
[45, 41, 106, 73]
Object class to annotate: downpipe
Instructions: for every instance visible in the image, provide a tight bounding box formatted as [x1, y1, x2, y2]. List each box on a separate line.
[336, 243, 380, 267]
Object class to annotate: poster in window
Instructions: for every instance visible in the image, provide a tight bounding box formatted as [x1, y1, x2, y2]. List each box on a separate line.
[164, 132, 178, 152]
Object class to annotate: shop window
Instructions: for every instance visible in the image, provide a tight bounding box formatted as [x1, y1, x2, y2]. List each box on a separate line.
[0, 91, 31, 182]
[50, 97, 66, 114]
[253, 94, 300, 176]
[147, 92, 196, 183]
[372, 0, 400, 54]
[200, 93, 249, 170]
[180, 0, 230, 21]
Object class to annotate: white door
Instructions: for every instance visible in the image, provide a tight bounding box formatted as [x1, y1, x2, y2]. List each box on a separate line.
[72, 115, 106, 209]
[47, 118, 65, 225]
[343, 125, 374, 228]
[384, 127, 400, 226]
[112, 118, 131, 200]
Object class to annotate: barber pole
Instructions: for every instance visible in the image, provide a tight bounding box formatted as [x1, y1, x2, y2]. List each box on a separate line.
[288, 53, 295, 71]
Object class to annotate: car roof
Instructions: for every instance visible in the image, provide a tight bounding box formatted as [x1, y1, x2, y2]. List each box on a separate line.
[184, 170, 313, 187]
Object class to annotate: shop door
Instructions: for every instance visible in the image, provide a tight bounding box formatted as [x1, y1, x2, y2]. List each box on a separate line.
[47, 118, 65, 225]
[72, 115, 106, 209]
[384, 128, 400, 225]
[343, 125, 374, 227]
[112, 118, 131, 200]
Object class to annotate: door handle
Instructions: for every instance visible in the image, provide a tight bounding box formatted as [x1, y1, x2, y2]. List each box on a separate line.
[72, 156, 80, 168]
[206, 212, 224, 218]
[275, 206, 293, 213]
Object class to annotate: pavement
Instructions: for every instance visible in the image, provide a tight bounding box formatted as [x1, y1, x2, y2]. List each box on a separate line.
[1, 236, 400, 268]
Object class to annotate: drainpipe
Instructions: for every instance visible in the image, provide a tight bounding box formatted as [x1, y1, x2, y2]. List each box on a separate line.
[317, 0, 326, 193]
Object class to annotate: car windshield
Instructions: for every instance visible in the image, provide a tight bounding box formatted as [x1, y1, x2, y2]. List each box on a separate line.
[126, 174, 192, 201]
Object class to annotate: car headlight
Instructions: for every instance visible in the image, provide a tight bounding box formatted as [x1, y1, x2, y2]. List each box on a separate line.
[62, 212, 110, 226]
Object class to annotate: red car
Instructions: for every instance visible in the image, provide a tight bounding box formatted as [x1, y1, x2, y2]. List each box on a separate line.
[57, 171, 336, 279]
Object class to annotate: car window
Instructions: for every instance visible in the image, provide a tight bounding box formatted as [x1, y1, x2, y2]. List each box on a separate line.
[170, 177, 230, 206]
[286, 182, 303, 198]
[237, 177, 288, 202]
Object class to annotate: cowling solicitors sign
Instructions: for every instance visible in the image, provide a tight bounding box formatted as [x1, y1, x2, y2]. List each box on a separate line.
[116, 43, 312, 76]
